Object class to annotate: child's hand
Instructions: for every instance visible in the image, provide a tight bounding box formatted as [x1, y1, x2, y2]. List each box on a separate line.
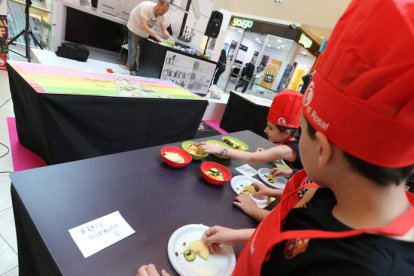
[136, 264, 170, 276]
[252, 182, 273, 197]
[201, 226, 238, 253]
[271, 167, 293, 177]
[233, 193, 259, 216]
[199, 142, 223, 154]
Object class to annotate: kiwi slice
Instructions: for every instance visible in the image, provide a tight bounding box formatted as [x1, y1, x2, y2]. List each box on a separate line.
[183, 250, 196, 262]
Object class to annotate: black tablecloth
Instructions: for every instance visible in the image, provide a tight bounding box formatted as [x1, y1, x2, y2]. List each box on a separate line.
[220, 92, 269, 139]
[7, 63, 208, 165]
[11, 131, 277, 276]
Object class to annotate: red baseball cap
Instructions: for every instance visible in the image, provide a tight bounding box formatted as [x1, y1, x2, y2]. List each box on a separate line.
[268, 89, 303, 128]
[303, 0, 414, 168]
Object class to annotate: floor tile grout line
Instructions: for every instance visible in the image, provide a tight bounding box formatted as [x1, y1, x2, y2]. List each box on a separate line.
[0, 229, 18, 255]
[0, 232, 18, 256]
[0, 206, 17, 255]
[0, 206, 13, 214]
[0, 265, 18, 276]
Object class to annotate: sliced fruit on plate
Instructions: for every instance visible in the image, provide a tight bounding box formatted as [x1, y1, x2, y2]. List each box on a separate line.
[266, 174, 276, 183]
[183, 250, 196, 262]
[221, 136, 249, 151]
[188, 240, 209, 260]
[242, 185, 256, 195]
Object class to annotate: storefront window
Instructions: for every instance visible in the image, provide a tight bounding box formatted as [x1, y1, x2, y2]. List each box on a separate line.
[250, 35, 294, 98]
[213, 26, 245, 91]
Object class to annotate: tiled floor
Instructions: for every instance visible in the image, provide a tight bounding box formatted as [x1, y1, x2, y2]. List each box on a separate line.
[0, 68, 18, 275]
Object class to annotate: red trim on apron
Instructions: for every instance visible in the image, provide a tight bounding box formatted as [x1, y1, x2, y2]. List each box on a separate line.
[233, 172, 414, 275]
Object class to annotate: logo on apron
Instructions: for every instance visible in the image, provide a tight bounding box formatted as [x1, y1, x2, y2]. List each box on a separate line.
[284, 238, 310, 259]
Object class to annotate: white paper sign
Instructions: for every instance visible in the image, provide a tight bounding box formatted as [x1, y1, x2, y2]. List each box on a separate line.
[69, 211, 135, 258]
[235, 164, 258, 177]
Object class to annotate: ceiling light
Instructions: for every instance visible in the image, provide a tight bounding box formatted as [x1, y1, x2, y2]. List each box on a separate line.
[277, 39, 282, 43]
[277, 46, 281, 50]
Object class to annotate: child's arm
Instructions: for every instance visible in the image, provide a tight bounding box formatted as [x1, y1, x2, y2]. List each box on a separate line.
[201, 226, 255, 252]
[252, 182, 283, 197]
[200, 142, 295, 163]
[233, 193, 270, 221]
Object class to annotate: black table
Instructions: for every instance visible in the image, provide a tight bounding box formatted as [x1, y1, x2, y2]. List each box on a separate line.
[11, 130, 276, 276]
[137, 39, 217, 79]
[220, 92, 272, 139]
[7, 62, 208, 165]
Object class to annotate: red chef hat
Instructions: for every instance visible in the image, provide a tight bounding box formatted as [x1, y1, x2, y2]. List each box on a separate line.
[303, 0, 414, 168]
[268, 89, 303, 128]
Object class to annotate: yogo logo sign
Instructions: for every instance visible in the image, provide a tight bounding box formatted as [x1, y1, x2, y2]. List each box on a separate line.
[231, 18, 254, 29]
[298, 33, 313, 49]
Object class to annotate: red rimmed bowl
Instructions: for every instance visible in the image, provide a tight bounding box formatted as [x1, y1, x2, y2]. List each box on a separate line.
[161, 146, 192, 168]
[200, 161, 232, 185]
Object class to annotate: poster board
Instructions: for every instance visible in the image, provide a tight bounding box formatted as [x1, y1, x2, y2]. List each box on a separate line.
[9, 61, 204, 100]
[288, 66, 309, 91]
[0, 0, 7, 71]
[259, 57, 282, 89]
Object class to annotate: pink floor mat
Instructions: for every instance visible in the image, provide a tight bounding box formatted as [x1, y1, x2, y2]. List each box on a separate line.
[203, 120, 227, 134]
[7, 117, 47, 172]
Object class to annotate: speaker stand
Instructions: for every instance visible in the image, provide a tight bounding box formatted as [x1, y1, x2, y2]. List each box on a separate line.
[8, 0, 43, 62]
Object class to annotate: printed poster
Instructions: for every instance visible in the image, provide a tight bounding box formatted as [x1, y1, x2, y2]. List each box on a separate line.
[0, 13, 7, 71]
[8, 61, 204, 100]
[259, 57, 282, 89]
[276, 64, 295, 91]
[288, 66, 309, 91]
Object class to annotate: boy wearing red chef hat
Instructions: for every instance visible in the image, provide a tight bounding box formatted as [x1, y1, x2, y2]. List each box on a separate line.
[137, 0, 414, 275]
[201, 89, 305, 221]
[201, 89, 304, 175]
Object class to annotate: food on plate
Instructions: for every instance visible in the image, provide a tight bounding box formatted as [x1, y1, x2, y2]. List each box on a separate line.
[186, 143, 206, 156]
[242, 184, 256, 195]
[221, 136, 249, 151]
[183, 249, 196, 262]
[163, 152, 185, 163]
[266, 174, 276, 183]
[188, 240, 209, 261]
[222, 138, 241, 150]
[204, 168, 225, 181]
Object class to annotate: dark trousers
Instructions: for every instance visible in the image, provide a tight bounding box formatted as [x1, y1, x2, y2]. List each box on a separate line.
[235, 78, 251, 93]
[213, 65, 225, 85]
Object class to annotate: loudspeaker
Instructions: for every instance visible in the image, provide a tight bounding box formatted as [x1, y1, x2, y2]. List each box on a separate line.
[205, 11, 223, 38]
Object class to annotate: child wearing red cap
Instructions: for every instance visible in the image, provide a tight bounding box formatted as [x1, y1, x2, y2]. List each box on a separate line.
[201, 89, 304, 175]
[201, 89, 304, 220]
[137, 0, 414, 275]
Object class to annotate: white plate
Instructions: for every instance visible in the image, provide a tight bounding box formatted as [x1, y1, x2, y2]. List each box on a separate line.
[257, 168, 288, 189]
[167, 224, 236, 276]
[230, 175, 269, 209]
